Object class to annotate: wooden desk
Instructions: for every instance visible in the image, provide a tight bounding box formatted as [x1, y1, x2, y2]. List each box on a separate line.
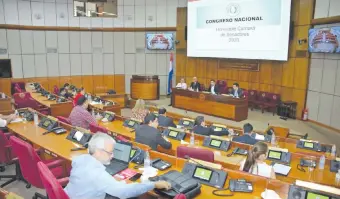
[25, 85, 73, 118]
[0, 94, 13, 115]
[89, 103, 122, 115]
[130, 75, 159, 100]
[95, 93, 128, 108]
[172, 88, 248, 121]
[7, 118, 291, 199]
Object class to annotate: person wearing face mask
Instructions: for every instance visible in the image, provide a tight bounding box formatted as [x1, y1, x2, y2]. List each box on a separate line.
[135, 113, 172, 151]
[64, 133, 171, 199]
[239, 142, 276, 179]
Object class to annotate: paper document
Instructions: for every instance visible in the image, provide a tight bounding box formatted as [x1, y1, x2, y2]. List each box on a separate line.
[272, 163, 291, 175]
[255, 133, 265, 141]
[10, 118, 23, 123]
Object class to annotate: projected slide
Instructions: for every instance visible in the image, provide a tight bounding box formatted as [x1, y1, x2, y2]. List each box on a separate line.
[187, 0, 292, 61]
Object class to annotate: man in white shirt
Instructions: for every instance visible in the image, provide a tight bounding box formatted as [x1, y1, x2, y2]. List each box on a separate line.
[0, 114, 17, 127]
[175, 78, 187, 89]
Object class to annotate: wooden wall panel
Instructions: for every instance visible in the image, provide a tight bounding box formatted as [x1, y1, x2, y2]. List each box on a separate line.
[59, 76, 72, 88]
[93, 75, 104, 93]
[35, 77, 49, 90]
[103, 75, 115, 91]
[70, 76, 82, 88]
[175, 0, 314, 119]
[47, 77, 60, 91]
[0, 79, 11, 95]
[82, 76, 94, 94]
[294, 58, 309, 90]
[114, 75, 125, 94]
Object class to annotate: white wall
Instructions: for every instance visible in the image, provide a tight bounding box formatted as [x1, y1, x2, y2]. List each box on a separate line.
[0, 0, 189, 95]
[307, 0, 340, 129]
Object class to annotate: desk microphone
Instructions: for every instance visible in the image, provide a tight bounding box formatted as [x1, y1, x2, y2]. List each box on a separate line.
[184, 155, 222, 189]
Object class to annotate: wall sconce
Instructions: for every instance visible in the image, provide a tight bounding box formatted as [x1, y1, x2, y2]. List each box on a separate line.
[298, 39, 307, 45]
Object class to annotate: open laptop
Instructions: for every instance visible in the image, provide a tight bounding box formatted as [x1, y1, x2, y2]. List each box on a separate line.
[105, 141, 132, 175]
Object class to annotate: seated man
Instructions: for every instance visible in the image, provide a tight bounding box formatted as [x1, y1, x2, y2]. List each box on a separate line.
[157, 108, 176, 128]
[189, 77, 201, 92]
[0, 113, 17, 128]
[69, 96, 97, 129]
[193, 116, 228, 136]
[175, 78, 187, 89]
[59, 87, 72, 99]
[65, 133, 171, 199]
[232, 123, 258, 145]
[207, 80, 219, 95]
[135, 113, 172, 151]
[230, 82, 243, 98]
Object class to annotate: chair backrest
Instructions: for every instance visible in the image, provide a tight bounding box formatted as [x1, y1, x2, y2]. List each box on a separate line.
[57, 116, 71, 125]
[248, 90, 257, 100]
[15, 86, 22, 93]
[9, 136, 44, 188]
[11, 82, 25, 94]
[13, 93, 29, 108]
[257, 91, 267, 101]
[37, 162, 70, 199]
[53, 86, 59, 95]
[174, 194, 186, 199]
[177, 146, 214, 163]
[216, 80, 227, 94]
[267, 93, 281, 104]
[115, 135, 129, 142]
[200, 84, 205, 91]
[89, 123, 108, 134]
[0, 131, 12, 164]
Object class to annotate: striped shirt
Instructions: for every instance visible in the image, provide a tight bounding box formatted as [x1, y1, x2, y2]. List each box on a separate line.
[69, 106, 97, 129]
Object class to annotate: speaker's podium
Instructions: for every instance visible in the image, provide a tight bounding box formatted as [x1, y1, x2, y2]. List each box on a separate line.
[172, 88, 248, 121]
[130, 75, 160, 100]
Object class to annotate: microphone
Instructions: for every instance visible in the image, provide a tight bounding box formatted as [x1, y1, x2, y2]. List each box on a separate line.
[184, 155, 222, 188]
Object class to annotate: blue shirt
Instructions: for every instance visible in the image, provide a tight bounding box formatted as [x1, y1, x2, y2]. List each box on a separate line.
[64, 154, 155, 199]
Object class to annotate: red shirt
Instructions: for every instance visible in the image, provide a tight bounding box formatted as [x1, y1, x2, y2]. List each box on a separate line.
[73, 93, 83, 106]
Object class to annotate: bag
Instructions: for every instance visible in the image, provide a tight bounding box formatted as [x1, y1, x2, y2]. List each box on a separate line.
[149, 170, 201, 199]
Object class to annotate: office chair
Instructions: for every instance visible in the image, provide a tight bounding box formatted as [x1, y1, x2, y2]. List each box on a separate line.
[0, 131, 28, 188]
[57, 116, 71, 125]
[177, 146, 214, 163]
[11, 82, 26, 95]
[174, 194, 186, 199]
[13, 92, 50, 115]
[37, 161, 69, 199]
[9, 136, 68, 199]
[89, 123, 108, 134]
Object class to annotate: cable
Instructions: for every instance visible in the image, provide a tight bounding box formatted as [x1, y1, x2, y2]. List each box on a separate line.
[212, 186, 233, 197]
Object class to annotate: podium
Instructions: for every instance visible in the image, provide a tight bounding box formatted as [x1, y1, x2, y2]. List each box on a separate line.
[130, 75, 159, 100]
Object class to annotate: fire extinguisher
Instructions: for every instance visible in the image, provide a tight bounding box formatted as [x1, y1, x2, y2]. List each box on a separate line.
[303, 108, 308, 121]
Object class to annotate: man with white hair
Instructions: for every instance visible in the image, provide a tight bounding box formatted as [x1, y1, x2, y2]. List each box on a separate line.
[189, 77, 201, 92]
[65, 133, 171, 199]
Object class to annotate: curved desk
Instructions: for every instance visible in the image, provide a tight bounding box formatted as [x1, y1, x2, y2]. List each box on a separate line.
[130, 75, 159, 100]
[172, 88, 248, 121]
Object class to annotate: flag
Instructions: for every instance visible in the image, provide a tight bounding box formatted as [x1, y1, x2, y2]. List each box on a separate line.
[167, 53, 174, 95]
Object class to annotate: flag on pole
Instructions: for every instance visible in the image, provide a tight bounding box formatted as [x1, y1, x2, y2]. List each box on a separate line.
[167, 53, 174, 95]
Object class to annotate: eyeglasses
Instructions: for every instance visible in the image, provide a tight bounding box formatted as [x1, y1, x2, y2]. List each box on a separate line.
[101, 149, 114, 157]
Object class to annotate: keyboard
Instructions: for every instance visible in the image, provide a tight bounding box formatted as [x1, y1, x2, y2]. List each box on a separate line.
[105, 160, 128, 175]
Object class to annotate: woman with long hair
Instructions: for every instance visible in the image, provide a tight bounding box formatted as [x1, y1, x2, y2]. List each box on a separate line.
[132, 99, 149, 121]
[239, 142, 276, 179]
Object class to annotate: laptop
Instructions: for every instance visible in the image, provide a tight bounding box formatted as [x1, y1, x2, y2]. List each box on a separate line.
[105, 141, 132, 175]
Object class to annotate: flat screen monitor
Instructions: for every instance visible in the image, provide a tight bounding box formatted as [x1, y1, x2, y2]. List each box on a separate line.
[0, 59, 12, 78]
[169, 131, 179, 138]
[210, 139, 222, 148]
[304, 142, 314, 149]
[309, 27, 340, 53]
[146, 33, 174, 50]
[193, 167, 213, 181]
[306, 192, 330, 199]
[268, 150, 282, 160]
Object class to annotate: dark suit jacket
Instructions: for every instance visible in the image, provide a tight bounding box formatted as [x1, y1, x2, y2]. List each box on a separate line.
[207, 85, 219, 94]
[230, 88, 243, 98]
[190, 82, 201, 91]
[193, 125, 228, 136]
[158, 115, 176, 128]
[232, 134, 258, 145]
[135, 125, 172, 150]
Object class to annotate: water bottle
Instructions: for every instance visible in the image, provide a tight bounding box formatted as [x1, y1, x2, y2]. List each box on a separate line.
[319, 155, 325, 170]
[271, 133, 276, 146]
[144, 150, 151, 176]
[92, 109, 95, 117]
[336, 169, 340, 185]
[190, 131, 195, 145]
[33, 112, 39, 125]
[1, 92, 5, 98]
[331, 145, 336, 157]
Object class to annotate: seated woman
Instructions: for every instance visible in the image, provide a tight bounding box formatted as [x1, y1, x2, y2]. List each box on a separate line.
[73, 87, 85, 106]
[132, 99, 149, 121]
[239, 142, 276, 179]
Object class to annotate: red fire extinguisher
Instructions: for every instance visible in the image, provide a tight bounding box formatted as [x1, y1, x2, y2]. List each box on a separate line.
[303, 108, 308, 121]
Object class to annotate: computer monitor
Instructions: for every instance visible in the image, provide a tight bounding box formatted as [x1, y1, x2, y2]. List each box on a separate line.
[268, 150, 282, 160]
[304, 142, 314, 149]
[193, 167, 213, 182]
[113, 142, 132, 163]
[209, 139, 222, 148]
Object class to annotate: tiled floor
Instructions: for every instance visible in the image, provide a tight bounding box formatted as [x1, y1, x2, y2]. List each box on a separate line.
[2, 97, 340, 198]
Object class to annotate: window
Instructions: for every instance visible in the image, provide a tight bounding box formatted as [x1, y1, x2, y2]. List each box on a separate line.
[73, 0, 117, 18]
